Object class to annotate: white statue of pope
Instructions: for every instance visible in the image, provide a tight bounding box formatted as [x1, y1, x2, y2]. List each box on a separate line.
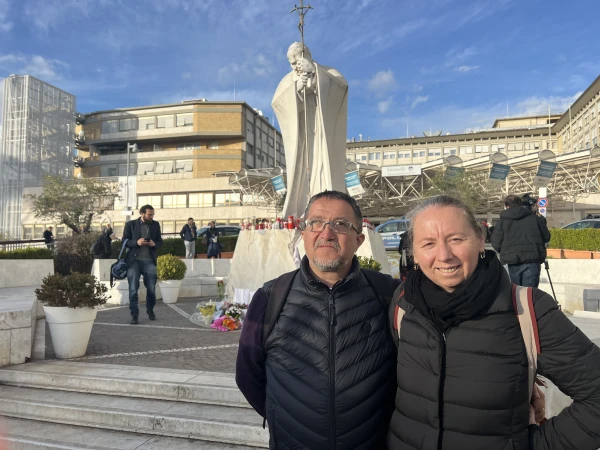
[272, 42, 349, 219]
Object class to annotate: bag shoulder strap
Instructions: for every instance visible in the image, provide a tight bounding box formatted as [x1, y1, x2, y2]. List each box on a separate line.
[361, 268, 396, 310]
[117, 238, 129, 260]
[392, 289, 406, 339]
[512, 284, 541, 400]
[262, 269, 299, 347]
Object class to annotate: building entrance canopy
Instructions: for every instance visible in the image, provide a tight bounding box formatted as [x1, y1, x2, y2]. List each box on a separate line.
[216, 147, 600, 216]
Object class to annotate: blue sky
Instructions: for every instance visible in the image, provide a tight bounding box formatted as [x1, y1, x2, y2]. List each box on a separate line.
[1, 0, 599, 140]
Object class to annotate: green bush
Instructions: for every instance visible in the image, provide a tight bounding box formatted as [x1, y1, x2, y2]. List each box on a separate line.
[357, 256, 382, 272]
[113, 236, 239, 257]
[35, 273, 108, 308]
[157, 254, 187, 281]
[0, 247, 54, 259]
[54, 233, 99, 275]
[548, 228, 600, 251]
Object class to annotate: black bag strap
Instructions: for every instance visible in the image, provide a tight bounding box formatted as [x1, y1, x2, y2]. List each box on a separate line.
[117, 238, 129, 260]
[262, 269, 299, 347]
[361, 268, 395, 310]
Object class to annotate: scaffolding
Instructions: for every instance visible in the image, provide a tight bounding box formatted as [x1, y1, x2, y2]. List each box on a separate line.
[217, 147, 600, 217]
[0, 75, 75, 238]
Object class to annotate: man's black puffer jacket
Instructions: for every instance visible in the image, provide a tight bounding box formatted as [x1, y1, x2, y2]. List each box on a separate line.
[491, 207, 551, 265]
[387, 270, 600, 450]
[264, 257, 396, 450]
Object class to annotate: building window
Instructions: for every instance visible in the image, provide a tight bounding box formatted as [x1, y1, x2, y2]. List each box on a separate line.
[161, 221, 175, 234]
[177, 143, 201, 150]
[215, 192, 241, 206]
[100, 165, 117, 177]
[475, 145, 488, 153]
[357, 153, 367, 161]
[189, 193, 213, 208]
[508, 143, 523, 151]
[444, 148, 457, 155]
[383, 151, 396, 160]
[34, 225, 45, 239]
[428, 148, 441, 157]
[247, 144, 255, 155]
[175, 160, 193, 173]
[119, 118, 136, 131]
[137, 195, 161, 208]
[157, 115, 175, 128]
[162, 194, 187, 209]
[113, 222, 124, 237]
[247, 119, 254, 134]
[139, 117, 155, 130]
[176, 113, 193, 127]
[137, 162, 155, 175]
[101, 120, 119, 134]
[210, 141, 219, 149]
[23, 225, 33, 240]
[118, 163, 136, 176]
[55, 225, 66, 238]
[154, 161, 174, 174]
[459, 146, 473, 155]
[369, 152, 381, 160]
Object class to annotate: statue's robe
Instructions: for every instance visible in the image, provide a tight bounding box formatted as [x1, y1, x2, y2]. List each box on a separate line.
[272, 63, 348, 218]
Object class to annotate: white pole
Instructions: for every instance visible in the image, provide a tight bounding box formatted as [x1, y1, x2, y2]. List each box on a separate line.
[569, 106, 572, 151]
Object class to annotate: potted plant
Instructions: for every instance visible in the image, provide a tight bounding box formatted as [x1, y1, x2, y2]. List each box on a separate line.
[157, 254, 187, 304]
[35, 273, 108, 359]
[357, 256, 382, 272]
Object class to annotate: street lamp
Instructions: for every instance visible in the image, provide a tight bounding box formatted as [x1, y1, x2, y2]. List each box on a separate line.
[124, 142, 138, 221]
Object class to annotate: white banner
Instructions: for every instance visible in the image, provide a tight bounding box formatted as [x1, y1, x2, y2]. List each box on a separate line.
[114, 176, 137, 209]
[381, 164, 422, 177]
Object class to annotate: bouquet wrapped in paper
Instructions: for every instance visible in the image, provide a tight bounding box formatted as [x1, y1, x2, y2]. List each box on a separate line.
[198, 302, 216, 326]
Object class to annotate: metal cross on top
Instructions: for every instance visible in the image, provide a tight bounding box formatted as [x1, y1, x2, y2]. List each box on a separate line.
[290, 0, 313, 46]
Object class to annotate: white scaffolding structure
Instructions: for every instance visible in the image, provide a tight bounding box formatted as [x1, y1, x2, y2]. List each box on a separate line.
[217, 147, 600, 217]
[0, 75, 75, 238]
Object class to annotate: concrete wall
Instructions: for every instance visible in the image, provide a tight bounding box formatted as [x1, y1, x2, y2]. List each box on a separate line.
[538, 259, 600, 312]
[0, 260, 54, 288]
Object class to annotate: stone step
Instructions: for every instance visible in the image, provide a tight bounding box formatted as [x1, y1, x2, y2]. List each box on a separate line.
[0, 361, 250, 408]
[0, 385, 268, 448]
[0, 417, 259, 449]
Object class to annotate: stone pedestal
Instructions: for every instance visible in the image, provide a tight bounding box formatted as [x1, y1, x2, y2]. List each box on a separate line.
[228, 229, 391, 298]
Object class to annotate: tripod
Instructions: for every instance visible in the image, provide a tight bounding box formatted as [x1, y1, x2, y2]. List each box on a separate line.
[544, 260, 560, 310]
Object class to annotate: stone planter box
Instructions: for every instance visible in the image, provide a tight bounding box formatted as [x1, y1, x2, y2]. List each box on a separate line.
[547, 249, 563, 259]
[563, 250, 593, 259]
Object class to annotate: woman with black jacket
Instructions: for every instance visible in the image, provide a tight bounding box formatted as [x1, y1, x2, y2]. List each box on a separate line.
[388, 195, 600, 450]
[205, 221, 221, 259]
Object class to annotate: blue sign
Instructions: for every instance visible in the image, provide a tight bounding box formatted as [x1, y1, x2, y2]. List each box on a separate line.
[271, 175, 286, 194]
[538, 198, 548, 207]
[345, 171, 365, 196]
[489, 163, 510, 181]
[445, 166, 465, 178]
[536, 161, 557, 179]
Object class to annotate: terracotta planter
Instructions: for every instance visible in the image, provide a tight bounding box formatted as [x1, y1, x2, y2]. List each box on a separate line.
[196, 252, 234, 259]
[546, 249, 564, 259]
[592, 252, 600, 260]
[563, 250, 593, 259]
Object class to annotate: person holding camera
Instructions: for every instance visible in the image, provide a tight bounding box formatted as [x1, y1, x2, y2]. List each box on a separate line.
[123, 205, 163, 325]
[491, 194, 551, 287]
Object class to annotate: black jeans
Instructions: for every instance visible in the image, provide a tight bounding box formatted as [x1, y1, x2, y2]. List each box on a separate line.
[507, 263, 541, 287]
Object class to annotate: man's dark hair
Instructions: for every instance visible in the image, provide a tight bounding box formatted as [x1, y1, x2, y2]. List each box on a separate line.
[139, 205, 154, 214]
[304, 190, 363, 232]
[188, 217, 194, 221]
[504, 195, 522, 208]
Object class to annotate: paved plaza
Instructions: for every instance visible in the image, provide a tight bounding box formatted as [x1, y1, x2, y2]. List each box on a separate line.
[44, 297, 600, 373]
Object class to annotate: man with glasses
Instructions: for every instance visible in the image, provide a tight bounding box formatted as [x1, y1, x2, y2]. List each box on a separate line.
[236, 190, 399, 449]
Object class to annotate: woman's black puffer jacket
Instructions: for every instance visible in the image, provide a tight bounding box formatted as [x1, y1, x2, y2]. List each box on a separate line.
[387, 269, 600, 450]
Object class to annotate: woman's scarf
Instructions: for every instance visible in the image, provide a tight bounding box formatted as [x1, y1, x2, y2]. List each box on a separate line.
[403, 249, 503, 332]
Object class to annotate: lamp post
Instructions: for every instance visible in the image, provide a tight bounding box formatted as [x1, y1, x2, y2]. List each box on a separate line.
[124, 142, 138, 222]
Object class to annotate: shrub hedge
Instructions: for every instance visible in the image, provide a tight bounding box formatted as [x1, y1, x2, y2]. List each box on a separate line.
[111, 235, 238, 257]
[0, 247, 54, 259]
[157, 254, 187, 281]
[548, 228, 600, 251]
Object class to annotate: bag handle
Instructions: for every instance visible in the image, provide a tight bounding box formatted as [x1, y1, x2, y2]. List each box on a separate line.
[117, 238, 129, 260]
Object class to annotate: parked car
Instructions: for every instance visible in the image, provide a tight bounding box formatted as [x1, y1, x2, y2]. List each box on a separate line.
[197, 225, 242, 237]
[561, 219, 600, 229]
[375, 219, 410, 251]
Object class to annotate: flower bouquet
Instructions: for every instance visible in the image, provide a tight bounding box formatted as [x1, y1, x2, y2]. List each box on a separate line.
[217, 280, 226, 301]
[226, 306, 243, 319]
[198, 302, 216, 326]
[211, 315, 241, 332]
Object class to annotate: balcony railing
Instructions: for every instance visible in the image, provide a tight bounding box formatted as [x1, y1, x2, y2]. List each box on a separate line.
[0, 239, 48, 251]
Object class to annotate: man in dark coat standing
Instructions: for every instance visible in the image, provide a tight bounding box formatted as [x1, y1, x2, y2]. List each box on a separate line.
[491, 194, 551, 287]
[179, 217, 197, 259]
[123, 205, 163, 325]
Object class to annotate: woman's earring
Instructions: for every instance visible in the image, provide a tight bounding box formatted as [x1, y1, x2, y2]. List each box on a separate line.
[480, 252, 485, 259]
[414, 263, 419, 270]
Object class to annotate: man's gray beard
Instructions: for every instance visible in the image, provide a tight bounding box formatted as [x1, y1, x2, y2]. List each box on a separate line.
[311, 255, 346, 272]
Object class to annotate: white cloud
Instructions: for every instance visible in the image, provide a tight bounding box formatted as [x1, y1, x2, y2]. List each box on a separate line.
[455, 65, 480, 73]
[378, 97, 393, 114]
[0, 54, 68, 81]
[411, 96, 429, 109]
[156, 88, 274, 114]
[0, 0, 12, 32]
[514, 93, 582, 116]
[368, 69, 397, 96]
[218, 52, 274, 85]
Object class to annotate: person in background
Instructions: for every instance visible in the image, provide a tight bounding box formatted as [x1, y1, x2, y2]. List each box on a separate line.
[123, 205, 163, 325]
[397, 232, 414, 281]
[92, 227, 115, 259]
[180, 217, 197, 259]
[491, 194, 551, 287]
[43, 226, 54, 249]
[205, 221, 221, 259]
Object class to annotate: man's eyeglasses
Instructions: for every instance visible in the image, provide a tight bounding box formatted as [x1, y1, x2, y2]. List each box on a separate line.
[302, 219, 360, 234]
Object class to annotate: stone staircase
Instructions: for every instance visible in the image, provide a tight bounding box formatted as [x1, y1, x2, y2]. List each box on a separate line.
[0, 361, 268, 449]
